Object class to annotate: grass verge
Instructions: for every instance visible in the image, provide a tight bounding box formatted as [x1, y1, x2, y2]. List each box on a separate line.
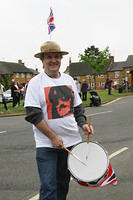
[0, 89, 132, 116]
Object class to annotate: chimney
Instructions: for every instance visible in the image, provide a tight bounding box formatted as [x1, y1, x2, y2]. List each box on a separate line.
[109, 55, 114, 64]
[18, 59, 24, 65]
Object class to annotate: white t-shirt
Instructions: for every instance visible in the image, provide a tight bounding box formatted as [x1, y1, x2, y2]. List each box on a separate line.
[0, 89, 3, 103]
[24, 71, 82, 148]
[0, 84, 3, 103]
[74, 80, 81, 93]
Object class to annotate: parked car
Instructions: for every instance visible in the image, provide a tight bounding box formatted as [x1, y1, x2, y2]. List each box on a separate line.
[3, 89, 13, 103]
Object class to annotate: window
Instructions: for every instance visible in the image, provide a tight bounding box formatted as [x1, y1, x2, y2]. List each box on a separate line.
[87, 75, 92, 79]
[115, 71, 119, 79]
[98, 74, 104, 78]
[21, 73, 24, 78]
[99, 81, 104, 87]
[16, 73, 19, 78]
[26, 73, 30, 78]
[89, 82, 94, 89]
[74, 76, 80, 79]
[114, 79, 119, 85]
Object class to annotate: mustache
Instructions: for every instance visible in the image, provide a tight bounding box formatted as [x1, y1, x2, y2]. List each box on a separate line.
[49, 62, 59, 65]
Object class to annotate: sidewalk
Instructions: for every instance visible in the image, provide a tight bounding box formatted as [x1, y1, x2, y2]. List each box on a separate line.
[0, 111, 25, 117]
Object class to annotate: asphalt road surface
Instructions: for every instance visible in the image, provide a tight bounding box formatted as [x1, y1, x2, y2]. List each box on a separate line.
[0, 96, 133, 200]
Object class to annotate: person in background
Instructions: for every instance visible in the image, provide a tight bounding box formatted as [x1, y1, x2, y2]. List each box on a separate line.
[105, 76, 112, 95]
[17, 82, 23, 104]
[0, 83, 9, 112]
[23, 81, 29, 100]
[24, 41, 93, 200]
[81, 80, 88, 101]
[19, 83, 25, 100]
[74, 78, 81, 97]
[11, 80, 20, 107]
[25, 81, 29, 92]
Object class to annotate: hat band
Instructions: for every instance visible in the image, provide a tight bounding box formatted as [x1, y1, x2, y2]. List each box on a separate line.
[41, 48, 61, 53]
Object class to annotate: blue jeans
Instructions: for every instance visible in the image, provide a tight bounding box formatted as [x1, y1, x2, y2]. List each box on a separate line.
[36, 147, 72, 200]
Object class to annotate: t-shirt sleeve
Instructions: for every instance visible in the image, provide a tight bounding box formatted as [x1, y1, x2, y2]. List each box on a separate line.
[24, 79, 41, 108]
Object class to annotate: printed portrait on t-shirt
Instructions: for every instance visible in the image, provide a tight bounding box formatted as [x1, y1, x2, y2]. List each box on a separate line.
[44, 85, 74, 119]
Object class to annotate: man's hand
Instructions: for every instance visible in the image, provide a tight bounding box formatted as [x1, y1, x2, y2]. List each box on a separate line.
[51, 135, 64, 147]
[82, 124, 93, 136]
[35, 119, 64, 148]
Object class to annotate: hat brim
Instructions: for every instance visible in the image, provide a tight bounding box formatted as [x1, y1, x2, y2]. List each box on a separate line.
[34, 51, 69, 58]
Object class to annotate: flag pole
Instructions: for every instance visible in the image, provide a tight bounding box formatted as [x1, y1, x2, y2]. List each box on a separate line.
[50, 32, 52, 41]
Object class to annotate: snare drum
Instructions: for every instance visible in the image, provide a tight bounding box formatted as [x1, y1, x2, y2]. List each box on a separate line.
[67, 141, 109, 187]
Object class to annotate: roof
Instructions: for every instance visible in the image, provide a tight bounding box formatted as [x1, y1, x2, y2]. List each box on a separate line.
[125, 55, 133, 67]
[29, 68, 39, 75]
[67, 55, 133, 76]
[107, 61, 126, 72]
[107, 55, 133, 72]
[0, 61, 33, 75]
[69, 62, 93, 76]
[69, 62, 107, 76]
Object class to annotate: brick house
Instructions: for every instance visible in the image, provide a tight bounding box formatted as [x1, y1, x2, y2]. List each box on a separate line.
[0, 59, 39, 85]
[67, 55, 133, 92]
[107, 55, 133, 91]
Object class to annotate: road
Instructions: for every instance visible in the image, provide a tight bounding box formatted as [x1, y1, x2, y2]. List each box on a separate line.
[0, 96, 133, 200]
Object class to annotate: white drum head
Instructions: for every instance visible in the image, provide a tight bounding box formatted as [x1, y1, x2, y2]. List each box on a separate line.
[68, 142, 109, 183]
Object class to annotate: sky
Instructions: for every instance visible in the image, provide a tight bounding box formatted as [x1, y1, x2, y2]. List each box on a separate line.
[0, 0, 133, 73]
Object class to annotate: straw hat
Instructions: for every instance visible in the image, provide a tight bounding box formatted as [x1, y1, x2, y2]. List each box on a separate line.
[34, 41, 69, 58]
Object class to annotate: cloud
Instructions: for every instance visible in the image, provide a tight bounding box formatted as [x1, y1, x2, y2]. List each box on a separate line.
[0, 0, 133, 72]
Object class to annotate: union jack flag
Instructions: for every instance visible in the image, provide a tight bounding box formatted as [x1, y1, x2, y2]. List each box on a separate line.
[47, 8, 56, 34]
[77, 161, 117, 188]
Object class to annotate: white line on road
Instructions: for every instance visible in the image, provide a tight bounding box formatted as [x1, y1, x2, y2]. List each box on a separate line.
[0, 131, 7, 134]
[29, 194, 39, 200]
[109, 147, 128, 159]
[102, 95, 132, 106]
[87, 110, 112, 117]
[102, 98, 121, 106]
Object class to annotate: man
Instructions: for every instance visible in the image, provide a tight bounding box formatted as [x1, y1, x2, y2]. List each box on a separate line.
[81, 80, 88, 101]
[105, 76, 112, 95]
[0, 83, 9, 112]
[11, 80, 20, 107]
[24, 41, 93, 200]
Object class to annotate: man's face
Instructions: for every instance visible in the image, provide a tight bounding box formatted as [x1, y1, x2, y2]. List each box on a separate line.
[42, 52, 62, 77]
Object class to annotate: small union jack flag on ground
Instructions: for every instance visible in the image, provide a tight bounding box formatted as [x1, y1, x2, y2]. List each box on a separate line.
[77, 161, 118, 188]
[47, 8, 56, 35]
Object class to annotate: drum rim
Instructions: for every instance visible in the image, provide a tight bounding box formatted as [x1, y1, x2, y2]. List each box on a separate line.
[67, 141, 109, 183]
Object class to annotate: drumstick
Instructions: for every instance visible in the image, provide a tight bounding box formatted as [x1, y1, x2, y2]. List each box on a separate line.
[86, 116, 91, 160]
[63, 146, 87, 166]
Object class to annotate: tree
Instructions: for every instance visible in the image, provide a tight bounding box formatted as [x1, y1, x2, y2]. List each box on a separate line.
[79, 45, 111, 89]
[0, 75, 11, 90]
